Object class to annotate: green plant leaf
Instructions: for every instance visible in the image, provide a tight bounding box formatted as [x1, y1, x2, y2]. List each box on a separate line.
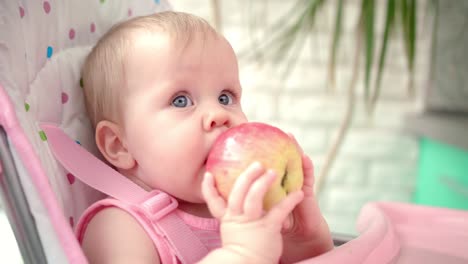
[280, 22, 309, 78]
[407, 0, 417, 95]
[327, 0, 344, 92]
[428, 0, 439, 87]
[369, 0, 396, 114]
[272, 0, 325, 65]
[271, 9, 308, 63]
[243, 0, 326, 78]
[399, 0, 417, 95]
[361, 0, 375, 104]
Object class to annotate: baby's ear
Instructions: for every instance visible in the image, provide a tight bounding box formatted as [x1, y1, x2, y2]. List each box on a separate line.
[95, 120, 135, 170]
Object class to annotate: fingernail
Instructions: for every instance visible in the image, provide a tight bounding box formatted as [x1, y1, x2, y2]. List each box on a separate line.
[251, 161, 262, 169]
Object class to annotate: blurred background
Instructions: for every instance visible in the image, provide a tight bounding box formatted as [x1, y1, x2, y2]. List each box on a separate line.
[1, 0, 467, 262]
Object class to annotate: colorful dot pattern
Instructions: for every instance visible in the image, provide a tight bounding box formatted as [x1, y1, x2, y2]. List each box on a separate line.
[19, 7, 25, 18]
[37, 1, 165, 60]
[67, 173, 75, 185]
[14, 0, 169, 234]
[69, 29, 75, 40]
[61, 92, 69, 104]
[43, 1, 51, 14]
[39, 131, 47, 141]
[46, 46, 53, 58]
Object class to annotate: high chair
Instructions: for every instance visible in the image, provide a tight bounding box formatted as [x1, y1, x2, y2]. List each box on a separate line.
[0, 1, 467, 263]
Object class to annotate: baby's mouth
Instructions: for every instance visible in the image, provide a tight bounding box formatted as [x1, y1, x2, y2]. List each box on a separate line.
[201, 158, 208, 174]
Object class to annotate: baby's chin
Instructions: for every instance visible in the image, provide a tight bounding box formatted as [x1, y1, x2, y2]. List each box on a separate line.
[175, 193, 211, 216]
[176, 195, 205, 204]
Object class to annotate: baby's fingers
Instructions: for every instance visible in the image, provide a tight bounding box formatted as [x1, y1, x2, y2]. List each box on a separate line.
[202, 172, 226, 219]
[228, 162, 264, 215]
[243, 170, 277, 219]
[266, 191, 304, 227]
[302, 155, 315, 196]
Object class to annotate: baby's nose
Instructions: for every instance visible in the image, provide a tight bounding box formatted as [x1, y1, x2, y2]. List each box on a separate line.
[203, 108, 231, 131]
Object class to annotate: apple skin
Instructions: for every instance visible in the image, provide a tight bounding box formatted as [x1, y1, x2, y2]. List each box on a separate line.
[206, 122, 304, 210]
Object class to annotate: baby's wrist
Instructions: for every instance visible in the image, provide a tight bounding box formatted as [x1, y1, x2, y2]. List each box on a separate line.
[200, 247, 273, 264]
[221, 245, 276, 264]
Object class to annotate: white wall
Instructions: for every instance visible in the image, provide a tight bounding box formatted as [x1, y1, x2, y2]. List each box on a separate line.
[175, 0, 431, 234]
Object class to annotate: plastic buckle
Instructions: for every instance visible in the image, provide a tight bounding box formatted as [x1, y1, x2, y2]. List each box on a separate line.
[139, 190, 178, 222]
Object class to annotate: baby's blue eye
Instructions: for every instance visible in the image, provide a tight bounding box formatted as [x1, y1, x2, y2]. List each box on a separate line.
[218, 93, 234, 105]
[172, 95, 193, 108]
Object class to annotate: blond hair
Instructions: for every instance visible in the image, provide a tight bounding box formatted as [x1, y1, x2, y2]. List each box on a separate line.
[82, 11, 218, 127]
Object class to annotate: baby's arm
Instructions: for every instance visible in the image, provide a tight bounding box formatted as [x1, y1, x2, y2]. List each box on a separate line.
[280, 140, 334, 263]
[81, 207, 160, 264]
[200, 162, 304, 264]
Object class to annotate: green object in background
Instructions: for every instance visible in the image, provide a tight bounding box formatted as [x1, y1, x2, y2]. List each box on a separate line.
[414, 137, 468, 210]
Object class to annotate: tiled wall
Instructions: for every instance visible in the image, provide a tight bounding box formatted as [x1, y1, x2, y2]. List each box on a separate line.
[175, 0, 431, 234]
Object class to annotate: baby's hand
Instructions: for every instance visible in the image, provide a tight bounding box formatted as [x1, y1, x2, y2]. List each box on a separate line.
[280, 134, 334, 263]
[202, 162, 304, 264]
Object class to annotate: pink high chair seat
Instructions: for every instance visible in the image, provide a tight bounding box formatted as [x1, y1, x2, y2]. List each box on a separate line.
[1, 0, 467, 263]
[0, 1, 171, 263]
[300, 202, 468, 263]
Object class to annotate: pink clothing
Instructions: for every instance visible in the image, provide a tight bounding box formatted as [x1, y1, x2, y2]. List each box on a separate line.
[39, 125, 220, 263]
[76, 195, 221, 263]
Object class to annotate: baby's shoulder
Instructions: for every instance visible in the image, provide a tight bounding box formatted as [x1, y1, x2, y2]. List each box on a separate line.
[84, 206, 142, 233]
[81, 207, 160, 263]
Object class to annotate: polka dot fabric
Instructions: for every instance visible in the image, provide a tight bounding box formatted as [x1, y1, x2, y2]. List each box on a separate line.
[0, 0, 172, 263]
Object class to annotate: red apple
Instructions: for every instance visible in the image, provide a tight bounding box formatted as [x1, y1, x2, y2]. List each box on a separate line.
[206, 122, 304, 210]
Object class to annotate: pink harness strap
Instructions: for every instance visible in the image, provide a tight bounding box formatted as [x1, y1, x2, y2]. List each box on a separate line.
[41, 123, 210, 263]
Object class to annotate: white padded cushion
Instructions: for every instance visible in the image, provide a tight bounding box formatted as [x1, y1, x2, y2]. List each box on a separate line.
[0, 0, 171, 261]
[26, 46, 103, 225]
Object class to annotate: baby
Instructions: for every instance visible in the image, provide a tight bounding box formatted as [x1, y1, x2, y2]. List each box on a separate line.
[79, 11, 333, 263]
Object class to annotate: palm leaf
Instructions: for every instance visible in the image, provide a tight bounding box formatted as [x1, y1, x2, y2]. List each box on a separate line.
[246, 0, 269, 63]
[242, 0, 326, 77]
[270, 8, 309, 64]
[368, 0, 396, 113]
[399, 0, 417, 96]
[407, 0, 416, 95]
[327, 0, 344, 92]
[361, 0, 375, 105]
[240, 0, 424, 196]
[241, 0, 307, 61]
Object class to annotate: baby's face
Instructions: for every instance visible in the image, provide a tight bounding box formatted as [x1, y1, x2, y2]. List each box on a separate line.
[119, 31, 247, 204]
